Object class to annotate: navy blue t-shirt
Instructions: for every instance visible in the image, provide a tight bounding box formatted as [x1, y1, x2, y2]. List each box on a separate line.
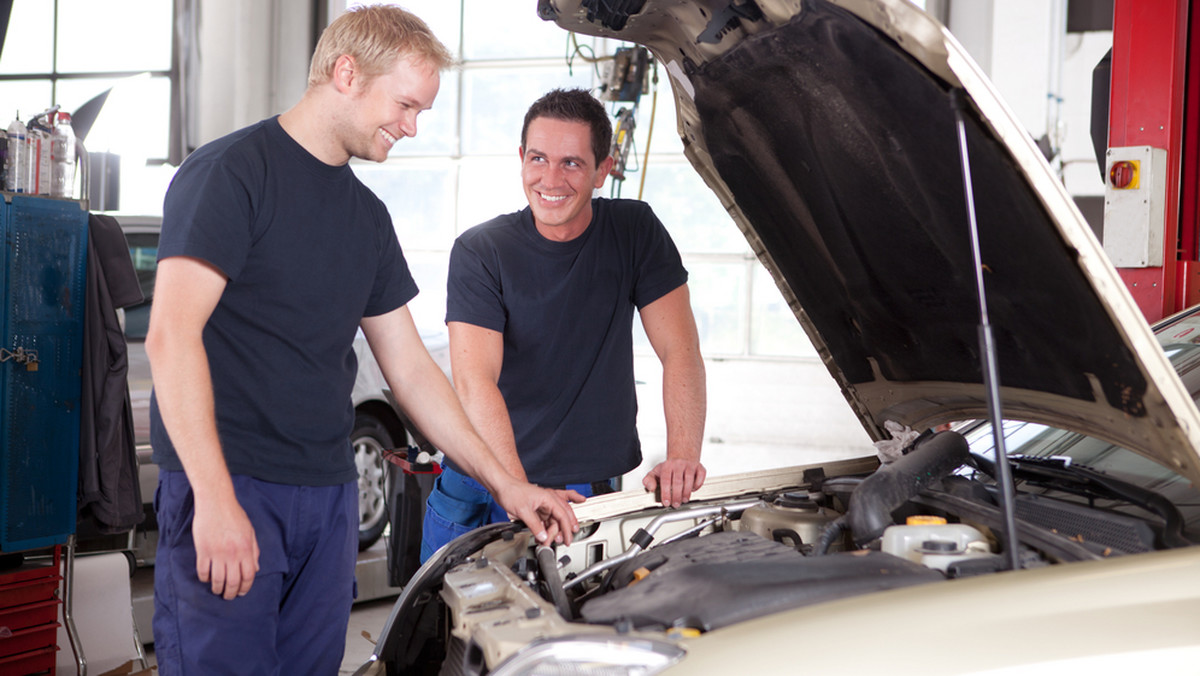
[446, 198, 687, 485]
[150, 117, 418, 486]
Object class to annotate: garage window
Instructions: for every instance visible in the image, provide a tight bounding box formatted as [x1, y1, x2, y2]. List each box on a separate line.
[0, 0, 179, 214]
[349, 0, 816, 360]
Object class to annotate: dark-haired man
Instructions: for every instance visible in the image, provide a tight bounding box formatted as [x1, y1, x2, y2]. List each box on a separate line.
[421, 88, 707, 559]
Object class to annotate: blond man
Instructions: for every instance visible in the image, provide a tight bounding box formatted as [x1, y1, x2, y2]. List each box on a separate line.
[147, 8, 577, 673]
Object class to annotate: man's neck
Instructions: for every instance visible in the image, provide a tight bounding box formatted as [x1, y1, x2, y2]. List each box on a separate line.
[535, 219, 591, 242]
[278, 95, 350, 167]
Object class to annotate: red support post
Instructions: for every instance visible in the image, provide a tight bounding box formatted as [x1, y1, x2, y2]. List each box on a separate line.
[1108, 0, 1190, 322]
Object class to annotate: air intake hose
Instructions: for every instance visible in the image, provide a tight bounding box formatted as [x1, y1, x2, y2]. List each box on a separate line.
[845, 430, 970, 547]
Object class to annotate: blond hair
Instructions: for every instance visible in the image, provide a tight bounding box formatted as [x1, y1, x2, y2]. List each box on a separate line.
[308, 4, 454, 88]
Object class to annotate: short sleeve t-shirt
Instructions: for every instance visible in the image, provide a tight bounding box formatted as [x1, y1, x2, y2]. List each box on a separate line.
[446, 198, 687, 485]
[150, 117, 418, 486]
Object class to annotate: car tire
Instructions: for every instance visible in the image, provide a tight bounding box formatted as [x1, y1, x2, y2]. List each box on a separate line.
[353, 412, 393, 551]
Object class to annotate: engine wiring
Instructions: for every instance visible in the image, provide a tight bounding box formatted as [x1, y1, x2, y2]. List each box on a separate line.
[566, 30, 607, 79]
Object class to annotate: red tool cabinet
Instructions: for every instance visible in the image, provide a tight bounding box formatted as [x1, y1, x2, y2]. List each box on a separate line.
[0, 546, 64, 675]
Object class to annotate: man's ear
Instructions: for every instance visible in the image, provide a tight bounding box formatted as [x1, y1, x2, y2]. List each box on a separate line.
[333, 54, 358, 93]
[595, 155, 615, 188]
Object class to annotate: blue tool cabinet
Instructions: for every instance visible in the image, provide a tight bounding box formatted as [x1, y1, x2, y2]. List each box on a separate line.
[0, 195, 88, 552]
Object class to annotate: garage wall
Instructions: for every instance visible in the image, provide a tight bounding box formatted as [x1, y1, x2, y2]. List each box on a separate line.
[946, 0, 1111, 215]
[192, 0, 313, 148]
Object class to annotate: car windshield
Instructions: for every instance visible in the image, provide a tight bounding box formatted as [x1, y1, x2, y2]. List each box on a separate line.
[123, 231, 158, 341]
[961, 307, 1200, 538]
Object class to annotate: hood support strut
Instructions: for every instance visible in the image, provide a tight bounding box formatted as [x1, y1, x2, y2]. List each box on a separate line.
[951, 88, 1022, 571]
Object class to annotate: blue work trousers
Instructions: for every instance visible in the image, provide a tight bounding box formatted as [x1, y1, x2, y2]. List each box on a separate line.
[152, 470, 357, 675]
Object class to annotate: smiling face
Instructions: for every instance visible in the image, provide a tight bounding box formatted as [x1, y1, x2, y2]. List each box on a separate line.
[520, 117, 614, 241]
[344, 54, 440, 163]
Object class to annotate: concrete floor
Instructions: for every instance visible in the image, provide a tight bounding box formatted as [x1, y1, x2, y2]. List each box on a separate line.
[341, 597, 399, 674]
[124, 594, 397, 674]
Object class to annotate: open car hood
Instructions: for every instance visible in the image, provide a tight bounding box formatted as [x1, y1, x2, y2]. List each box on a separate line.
[540, 0, 1200, 486]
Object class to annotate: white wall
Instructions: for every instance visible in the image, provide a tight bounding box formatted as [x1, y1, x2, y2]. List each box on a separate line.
[193, 0, 312, 147]
[950, 0, 1060, 143]
[1060, 32, 1113, 198]
[947, 0, 1111, 199]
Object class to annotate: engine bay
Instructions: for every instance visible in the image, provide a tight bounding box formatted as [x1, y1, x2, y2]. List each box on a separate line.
[399, 429, 1192, 675]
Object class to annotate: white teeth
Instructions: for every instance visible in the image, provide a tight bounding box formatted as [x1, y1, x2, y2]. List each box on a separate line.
[380, 128, 397, 146]
[540, 193, 568, 202]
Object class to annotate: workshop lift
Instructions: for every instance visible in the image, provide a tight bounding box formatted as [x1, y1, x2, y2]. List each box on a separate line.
[1104, 0, 1200, 321]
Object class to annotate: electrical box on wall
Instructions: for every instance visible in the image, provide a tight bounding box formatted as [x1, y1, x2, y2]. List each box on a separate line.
[1103, 145, 1167, 268]
[602, 47, 649, 103]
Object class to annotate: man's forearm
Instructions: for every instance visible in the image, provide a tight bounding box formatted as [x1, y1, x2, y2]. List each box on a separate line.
[364, 313, 518, 495]
[662, 351, 706, 462]
[145, 330, 236, 501]
[397, 366, 517, 495]
[454, 378, 527, 482]
[365, 309, 578, 546]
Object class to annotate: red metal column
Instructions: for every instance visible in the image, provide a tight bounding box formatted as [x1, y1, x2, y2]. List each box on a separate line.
[1178, 2, 1200, 309]
[1109, 0, 1189, 322]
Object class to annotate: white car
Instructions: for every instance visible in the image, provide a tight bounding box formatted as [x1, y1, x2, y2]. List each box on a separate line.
[355, 1, 1200, 674]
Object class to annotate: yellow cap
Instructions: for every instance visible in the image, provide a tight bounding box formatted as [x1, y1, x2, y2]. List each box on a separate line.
[627, 567, 652, 587]
[667, 627, 702, 639]
[907, 515, 947, 525]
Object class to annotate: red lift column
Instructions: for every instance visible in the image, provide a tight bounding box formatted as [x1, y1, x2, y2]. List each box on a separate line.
[1106, 0, 1191, 322]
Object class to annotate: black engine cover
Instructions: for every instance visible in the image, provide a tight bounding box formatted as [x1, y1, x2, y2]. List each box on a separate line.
[580, 531, 943, 631]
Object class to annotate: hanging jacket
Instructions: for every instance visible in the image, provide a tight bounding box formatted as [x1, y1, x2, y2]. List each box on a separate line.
[78, 212, 145, 533]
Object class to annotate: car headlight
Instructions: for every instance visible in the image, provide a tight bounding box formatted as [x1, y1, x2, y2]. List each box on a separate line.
[491, 635, 686, 676]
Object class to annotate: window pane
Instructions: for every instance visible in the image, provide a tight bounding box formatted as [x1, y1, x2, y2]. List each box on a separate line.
[354, 161, 458, 251]
[404, 250, 451, 332]
[122, 230, 158, 339]
[686, 260, 746, 355]
[635, 160, 744, 254]
[0, 1, 54, 74]
[53, 77, 111, 115]
[57, 75, 169, 158]
[0, 81, 54, 121]
[56, 0, 172, 73]
[462, 0, 571, 60]
[457, 156, 526, 234]
[390, 70, 458, 157]
[629, 76, 684, 156]
[374, 0, 462, 56]
[115, 161, 175, 216]
[750, 263, 817, 358]
[462, 67, 594, 155]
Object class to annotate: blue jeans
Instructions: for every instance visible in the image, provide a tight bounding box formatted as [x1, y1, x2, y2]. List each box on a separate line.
[420, 466, 615, 562]
[153, 470, 357, 675]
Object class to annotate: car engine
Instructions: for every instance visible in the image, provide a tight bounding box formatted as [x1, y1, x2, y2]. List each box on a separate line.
[364, 430, 1188, 676]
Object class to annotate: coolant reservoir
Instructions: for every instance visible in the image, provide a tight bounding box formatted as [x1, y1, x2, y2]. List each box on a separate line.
[739, 493, 841, 551]
[881, 516, 991, 572]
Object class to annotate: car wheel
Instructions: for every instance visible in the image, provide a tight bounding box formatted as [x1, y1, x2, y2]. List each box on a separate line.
[353, 413, 393, 551]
